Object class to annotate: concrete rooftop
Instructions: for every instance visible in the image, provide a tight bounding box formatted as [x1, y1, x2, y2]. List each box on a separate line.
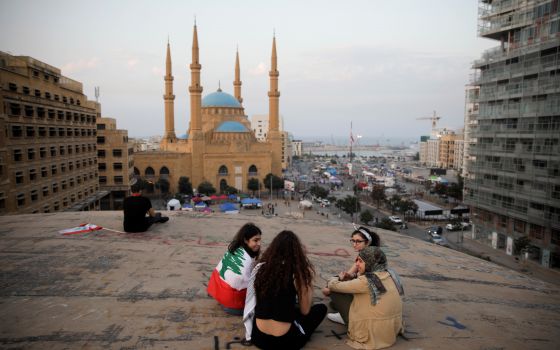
[0, 211, 559, 349]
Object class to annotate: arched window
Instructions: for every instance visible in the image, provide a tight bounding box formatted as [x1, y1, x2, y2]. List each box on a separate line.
[218, 165, 228, 175]
[133, 167, 140, 175]
[248, 164, 258, 175]
[160, 166, 170, 175]
[145, 167, 155, 177]
[220, 179, 228, 192]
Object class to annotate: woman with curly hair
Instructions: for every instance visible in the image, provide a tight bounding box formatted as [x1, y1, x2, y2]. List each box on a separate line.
[244, 230, 326, 349]
[207, 223, 262, 315]
[323, 246, 404, 349]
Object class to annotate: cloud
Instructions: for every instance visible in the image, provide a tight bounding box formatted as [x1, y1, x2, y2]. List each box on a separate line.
[249, 62, 266, 75]
[61, 57, 99, 74]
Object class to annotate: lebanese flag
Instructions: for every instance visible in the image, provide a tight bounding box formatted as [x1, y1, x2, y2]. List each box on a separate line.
[207, 247, 254, 309]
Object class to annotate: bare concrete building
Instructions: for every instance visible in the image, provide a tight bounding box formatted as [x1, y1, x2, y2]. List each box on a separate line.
[0, 51, 105, 214]
[465, 0, 560, 268]
[96, 117, 134, 210]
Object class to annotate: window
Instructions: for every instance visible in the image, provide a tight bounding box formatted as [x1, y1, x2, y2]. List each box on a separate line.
[8, 83, 17, 91]
[51, 165, 57, 175]
[529, 224, 544, 240]
[34, 89, 41, 97]
[98, 163, 106, 171]
[13, 149, 23, 162]
[53, 202, 60, 211]
[11, 125, 22, 137]
[99, 176, 107, 184]
[160, 166, 169, 176]
[52, 183, 58, 193]
[113, 149, 122, 157]
[59, 146, 65, 156]
[26, 126, 35, 137]
[218, 165, 228, 175]
[38, 127, 46, 137]
[114, 176, 123, 184]
[27, 148, 35, 160]
[61, 181, 67, 190]
[62, 96, 67, 103]
[97, 150, 106, 158]
[0, 192, 5, 210]
[75, 145, 80, 154]
[67, 145, 72, 154]
[113, 163, 123, 170]
[69, 161, 73, 170]
[69, 178, 75, 187]
[22, 86, 30, 94]
[45, 92, 51, 99]
[9, 103, 21, 116]
[97, 136, 105, 144]
[50, 147, 56, 157]
[97, 124, 106, 130]
[63, 197, 68, 206]
[37, 107, 45, 119]
[145, 167, 155, 177]
[41, 167, 48, 177]
[58, 128, 65, 137]
[15, 171, 24, 184]
[47, 109, 55, 119]
[29, 169, 37, 181]
[49, 127, 56, 137]
[61, 163, 66, 173]
[57, 111, 64, 120]
[30, 190, 38, 202]
[552, 229, 560, 245]
[16, 193, 25, 207]
[24, 105, 34, 117]
[248, 165, 258, 175]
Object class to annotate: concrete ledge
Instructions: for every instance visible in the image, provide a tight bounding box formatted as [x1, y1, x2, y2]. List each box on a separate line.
[0, 211, 559, 349]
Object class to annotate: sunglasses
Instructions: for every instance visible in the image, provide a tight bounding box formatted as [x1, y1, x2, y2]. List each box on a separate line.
[350, 239, 366, 244]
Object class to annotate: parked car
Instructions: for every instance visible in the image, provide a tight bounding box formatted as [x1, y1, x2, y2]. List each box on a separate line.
[446, 222, 471, 231]
[388, 216, 403, 224]
[321, 199, 331, 207]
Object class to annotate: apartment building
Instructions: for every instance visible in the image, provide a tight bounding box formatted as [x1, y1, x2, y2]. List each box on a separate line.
[465, 0, 560, 267]
[292, 139, 303, 157]
[0, 51, 105, 214]
[96, 117, 135, 210]
[251, 114, 269, 141]
[439, 133, 464, 169]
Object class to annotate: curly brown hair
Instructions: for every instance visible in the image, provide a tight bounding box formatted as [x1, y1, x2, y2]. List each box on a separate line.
[254, 230, 314, 300]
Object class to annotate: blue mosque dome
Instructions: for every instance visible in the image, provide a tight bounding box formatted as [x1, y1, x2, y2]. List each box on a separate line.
[202, 90, 242, 108]
[215, 121, 249, 132]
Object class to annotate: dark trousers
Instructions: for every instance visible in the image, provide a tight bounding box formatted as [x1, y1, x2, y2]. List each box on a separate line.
[330, 292, 353, 325]
[251, 304, 327, 350]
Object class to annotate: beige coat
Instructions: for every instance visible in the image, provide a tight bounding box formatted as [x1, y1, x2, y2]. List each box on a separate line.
[328, 273, 403, 349]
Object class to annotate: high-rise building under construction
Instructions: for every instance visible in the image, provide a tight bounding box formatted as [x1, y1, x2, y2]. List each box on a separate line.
[465, 0, 560, 267]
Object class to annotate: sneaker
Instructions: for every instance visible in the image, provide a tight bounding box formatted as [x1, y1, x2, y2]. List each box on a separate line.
[327, 312, 345, 325]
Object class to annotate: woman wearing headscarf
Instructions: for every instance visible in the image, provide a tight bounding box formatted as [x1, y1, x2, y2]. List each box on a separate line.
[322, 246, 404, 349]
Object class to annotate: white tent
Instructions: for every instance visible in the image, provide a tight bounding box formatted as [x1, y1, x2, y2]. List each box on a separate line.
[167, 198, 181, 211]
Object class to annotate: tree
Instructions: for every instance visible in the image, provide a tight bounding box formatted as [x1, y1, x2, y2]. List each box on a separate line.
[178, 176, 193, 195]
[370, 185, 386, 208]
[376, 217, 397, 232]
[386, 194, 402, 214]
[398, 199, 418, 220]
[263, 173, 284, 196]
[337, 195, 361, 216]
[197, 181, 216, 195]
[309, 185, 329, 199]
[360, 209, 373, 225]
[223, 185, 238, 195]
[156, 178, 170, 194]
[247, 178, 260, 195]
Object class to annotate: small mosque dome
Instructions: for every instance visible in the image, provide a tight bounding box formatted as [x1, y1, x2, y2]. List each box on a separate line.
[202, 90, 242, 108]
[215, 121, 249, 132]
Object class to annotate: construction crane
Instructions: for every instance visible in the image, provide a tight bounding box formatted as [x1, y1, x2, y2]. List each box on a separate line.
[417, 110, 441, 131]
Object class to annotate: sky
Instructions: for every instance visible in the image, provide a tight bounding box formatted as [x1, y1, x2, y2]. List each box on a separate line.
[0, 0, 496, 141]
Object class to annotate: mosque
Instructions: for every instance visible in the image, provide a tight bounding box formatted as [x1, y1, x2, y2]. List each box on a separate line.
[133, 24, 283, 194]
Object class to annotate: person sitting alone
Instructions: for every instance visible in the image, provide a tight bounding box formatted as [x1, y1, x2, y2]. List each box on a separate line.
[123, 183, 169, 233]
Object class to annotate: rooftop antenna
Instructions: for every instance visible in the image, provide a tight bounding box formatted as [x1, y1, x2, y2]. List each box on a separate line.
[94, 86, 100, 102]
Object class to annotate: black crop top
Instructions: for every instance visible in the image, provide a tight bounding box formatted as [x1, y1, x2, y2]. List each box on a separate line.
[255, 281, 297, 323]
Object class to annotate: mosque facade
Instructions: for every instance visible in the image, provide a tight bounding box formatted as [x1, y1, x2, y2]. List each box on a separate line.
[133, 25, 283, 194]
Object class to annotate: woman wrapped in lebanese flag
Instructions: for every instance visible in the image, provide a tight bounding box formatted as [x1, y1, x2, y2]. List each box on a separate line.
[207, 223, 262, 315]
